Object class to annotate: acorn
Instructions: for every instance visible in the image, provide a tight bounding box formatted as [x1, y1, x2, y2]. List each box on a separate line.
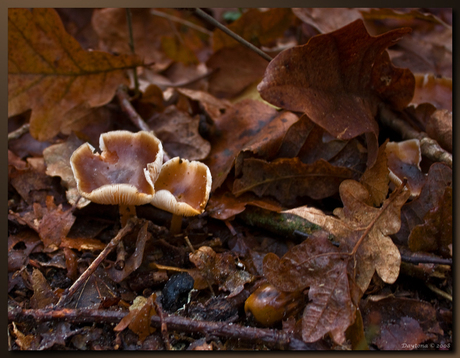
[244, 282, 304, 326]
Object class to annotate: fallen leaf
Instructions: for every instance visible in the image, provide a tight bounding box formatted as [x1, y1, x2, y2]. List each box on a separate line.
[360, 296, 443, 349]
[8, 8, 142, 141]
[206, 45, 268, 99]
[147, 106, 211, 160]
[29, 268, 59, 309]
[263, 231, 356, 344]
[412, 74, 452, 111]
[114, 294, 157, 342]
[258, 19, 415, 166]
[425, 109, 452, 153]
[292, 8, 363, 34]
[233, 157, 354, 204]
[408, 186, 452, 257]
[285, 180, 410, 293]
[213, 8, 297, 52]
[9, 157, 56, 205]
[43, 133, 91, 208]
[206, 189, 282, 221]
[175, 87, 232, 121]
[34, 196, 76, 252]
[359, 140, 389, 207]
[189, 246, 254, 297]
[396, 162, 452, 245]
[204, 99, 282, 191]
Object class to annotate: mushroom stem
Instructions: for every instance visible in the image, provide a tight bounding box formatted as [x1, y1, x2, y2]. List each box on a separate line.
[119, 204, 136, 227]
[169, 214, 183, 235]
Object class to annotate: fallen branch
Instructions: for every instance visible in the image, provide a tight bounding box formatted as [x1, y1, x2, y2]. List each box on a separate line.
[116, 85, 151, 132]
[8, 307, 321, 350]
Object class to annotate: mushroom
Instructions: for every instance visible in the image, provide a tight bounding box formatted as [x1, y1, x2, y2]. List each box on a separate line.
[150, 157, 212, 234]
[70, 130, 163, 226]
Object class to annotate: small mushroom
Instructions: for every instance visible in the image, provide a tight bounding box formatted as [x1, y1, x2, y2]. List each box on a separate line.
[70, 130, 163, 226]
[150, 157, 212, 234]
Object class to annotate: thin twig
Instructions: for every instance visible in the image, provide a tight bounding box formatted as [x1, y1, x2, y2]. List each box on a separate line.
[378, 104, 452, 168]
[400, 255, 452, 266]
[8, 307, 320, 350]
[425, 282, 452, 301]
[150, 9, 212, 36]
[194, 8, 273, 62]
[55, 220, 135, 308]
[116, 85, 151, 132]
[8, 123, 30, 141]
[126, 9, 140, 96]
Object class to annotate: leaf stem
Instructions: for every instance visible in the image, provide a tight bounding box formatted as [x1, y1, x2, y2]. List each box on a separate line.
[126, 8, 140, 97]
[194, 8, 273, 62]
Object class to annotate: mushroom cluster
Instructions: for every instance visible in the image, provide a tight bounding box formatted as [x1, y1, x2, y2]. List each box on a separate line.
[70, 130, 212, 232]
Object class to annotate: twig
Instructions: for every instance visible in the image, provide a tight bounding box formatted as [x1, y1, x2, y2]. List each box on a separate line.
[125, 9, 140, 96]
[400, 255, 452, 266]
[55, 220, 135, 308]
[194, 8, 273, 62]
[378, 104, 452, 168]
[425, 282, 452, 301]
[8, 123, 30, 141]
[116, 85, 151, 132]
[8, 307, 320, 350]
[150, 9, 212, 36]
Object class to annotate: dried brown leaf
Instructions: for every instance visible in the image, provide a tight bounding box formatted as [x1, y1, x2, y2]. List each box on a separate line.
[258, 19, 415, 166]
[408, 186, 452, 257]
[263, 231, 355, 344]
[43, 133, 90, 208]
[147, 106, 211, 161]
[286, 180, 410, 293]
[233, 157, 354, 204]
[213, 8, 297, 52]
[204, 99, 282, 191]
[29, 268, 58, 309]
[8, 8, 142, 141]
[359, 140, 389, 207]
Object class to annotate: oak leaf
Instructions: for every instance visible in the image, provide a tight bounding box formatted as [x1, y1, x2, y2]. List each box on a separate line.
[285, 179, 410, 294]
[8, 8, 142, 141]
[258, 19, 415, 166]
[263, 231, 356, 344]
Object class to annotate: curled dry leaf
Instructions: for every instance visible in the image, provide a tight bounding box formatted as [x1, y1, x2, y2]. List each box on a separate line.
[8, 8, 142, 141]
[258, 19, 415, 166]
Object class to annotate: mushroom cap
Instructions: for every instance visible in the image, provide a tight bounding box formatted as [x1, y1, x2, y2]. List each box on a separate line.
[150, 157, 212, 216]
[70, 130, 163, 206]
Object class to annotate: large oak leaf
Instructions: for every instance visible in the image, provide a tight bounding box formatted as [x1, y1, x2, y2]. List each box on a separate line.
[285, 180, 410, 293]
[8, 8, 142, 141]
[258, 19, 414, 165]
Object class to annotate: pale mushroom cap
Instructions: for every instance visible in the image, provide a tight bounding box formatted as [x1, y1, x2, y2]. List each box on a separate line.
[70, 130, 163, 206]
[150, 157, 212, 216]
